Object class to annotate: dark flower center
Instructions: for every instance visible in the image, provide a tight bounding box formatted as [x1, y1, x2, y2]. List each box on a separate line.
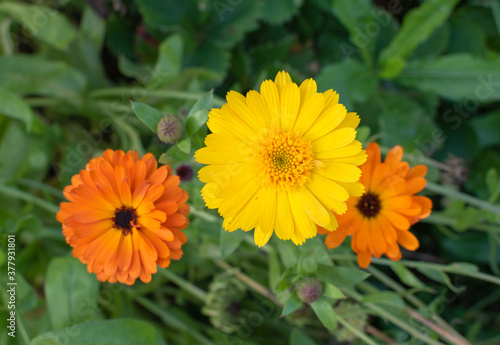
[114, 207, 136, 235]
[176, 164, 194, 181]
[356, 192, 381, 218]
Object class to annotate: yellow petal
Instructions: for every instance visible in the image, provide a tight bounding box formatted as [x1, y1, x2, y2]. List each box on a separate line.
[275, 191, 294, 240]
[307, 173, 348, 214]
[312, 127, 356, 152]
[288, 191, 317, 240]
[304, 104, 347, 141]
[254, 225, 273, 247]
[313, 162, 362, 183]
[280, 81, 300, 130]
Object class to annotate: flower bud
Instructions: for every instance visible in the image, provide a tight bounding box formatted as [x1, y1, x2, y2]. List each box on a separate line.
[295, 277, 323, 304]
[157, 114, 184, 144]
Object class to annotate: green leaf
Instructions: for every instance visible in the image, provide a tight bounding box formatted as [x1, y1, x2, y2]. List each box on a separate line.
[16, 273, 39, 313]
[446, 262, 479, 272]
[275, 265, 298, 292]
[299, 236, 333, 266]
[262, 0, 303, 25]
[0, 2, 77, 50]
[378, 0, 460, 78]
[176, 134, 191, 155]
[0, 88, 34, 131]
[220, 227, 246, 258]
[369, 90, 438, 152]
[162, 144, 190, 165]
[362, 291, 405, 311]
[149, 34, 183, 89]
[310, 297, 337, 329]
[391, 263, 424, 288]
[45, 256, 100, 329]
[297, 250, 318, 276]
[289, 328, 318, 345]
[471, 110, 500, 147]
[356, 126, 371, 144]
[274, 238, 299, 269]
[396, 54, 500, 102]
[416, 267, 466, 293]
[130, 101, 165, 133]
[316, 60, 377, 109]
[455, 206, 481, 231]
[323, 283, 345, 300]
[186, 109, 209, 138]
[29, 318, 167, 345]
[281, 291, 304, 317]
[188, 90, 214, 117]
[331, 0, 377, 66]
[0, 55, 86, 105]
[316, 264, 369, 288]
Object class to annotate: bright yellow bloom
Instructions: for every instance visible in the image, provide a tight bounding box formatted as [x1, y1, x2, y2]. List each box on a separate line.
[195, 71, 366, 247]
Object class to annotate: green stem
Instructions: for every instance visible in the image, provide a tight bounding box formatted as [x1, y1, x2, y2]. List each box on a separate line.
[17, 178, 64, 199]
[0, 184, 59, 214]
[344, 289, 446, 345]
[89, 88, 225, 107]
[423, 213, 500, 233]
[425, 181, 500, 216]
[17, 314, 30, 345]
[133, 295, 214, 345]
[335, 314, 380, 345]
[188, 206, 220, 223]
[25, 97, 60, 108]
[333, 254, 500, 286]
[158, 268, 207, 302]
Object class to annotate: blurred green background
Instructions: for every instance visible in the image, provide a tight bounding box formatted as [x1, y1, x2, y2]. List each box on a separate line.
[1, 0, 500, 344]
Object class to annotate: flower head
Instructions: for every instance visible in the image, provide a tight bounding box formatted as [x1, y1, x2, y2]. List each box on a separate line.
[195, 71, 366, 247]
[319, 143, 432, 268]
[157, 114, 184, 143]
[56, 149, 189, 285]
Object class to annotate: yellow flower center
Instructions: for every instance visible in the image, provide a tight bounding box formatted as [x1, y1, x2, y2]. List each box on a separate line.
[253, 129, 313, 189]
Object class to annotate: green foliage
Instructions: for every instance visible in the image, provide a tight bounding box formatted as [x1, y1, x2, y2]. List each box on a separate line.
[29, 319, 167, 345]
[1, 0, 500, 344]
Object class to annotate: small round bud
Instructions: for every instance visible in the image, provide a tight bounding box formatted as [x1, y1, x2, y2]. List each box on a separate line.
[157, 114, 184, 144]
[295, 277, 323, 304]
[176, 164, 194, 182]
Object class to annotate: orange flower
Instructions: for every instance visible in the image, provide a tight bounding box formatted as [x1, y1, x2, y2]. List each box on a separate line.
[56, 149, 189, 285]
[319, 143, 432, 268]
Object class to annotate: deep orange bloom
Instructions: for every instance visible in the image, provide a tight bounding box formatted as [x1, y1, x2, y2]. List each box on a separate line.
[56, 149, 189, 285]
[319, 143, 432, 268]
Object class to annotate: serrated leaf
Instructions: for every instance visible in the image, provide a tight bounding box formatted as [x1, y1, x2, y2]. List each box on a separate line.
[45, 256, 100, 329]
[0, 2, 77, 50]
[396, 54, 500, 102]
[130, 101, 165, 133]
[362, 291, 405, 310]
[316, 264, 369, 288]
[289, 328, 318, 345]
[416, 267, 466, 293]
[220, 227, 246, 258]
[275, 265, 298, 292]
[316, 60, 377, 109]
[310, 297, 337, 329]
[29, 319, 166, 345]
[262, 0, 302, 25]
[379, 0, 460, 78]
[323, 283, 345, 300]
[0, 88, 34, 131]
[391, 263, 424, 288]
[281, 291, 304, 317]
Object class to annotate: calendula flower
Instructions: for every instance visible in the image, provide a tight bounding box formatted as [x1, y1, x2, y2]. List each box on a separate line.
[56, 149, 189, 285]
[319, 143, 432, 268]
[195, 71, 366, 246]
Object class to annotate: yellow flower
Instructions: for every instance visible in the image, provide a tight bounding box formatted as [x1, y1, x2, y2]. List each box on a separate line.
[195, 71, 366, 246]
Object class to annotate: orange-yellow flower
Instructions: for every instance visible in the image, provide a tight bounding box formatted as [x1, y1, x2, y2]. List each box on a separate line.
[56, 149, 189, 285]
[319, 143, 432, 268]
